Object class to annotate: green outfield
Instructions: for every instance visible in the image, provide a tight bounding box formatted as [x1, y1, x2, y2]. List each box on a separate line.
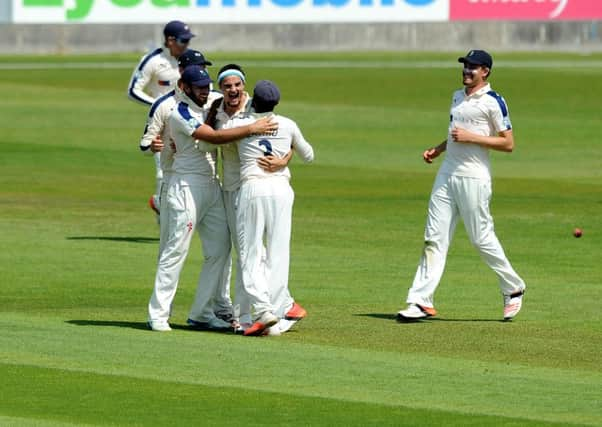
[0, 52, 600, 426]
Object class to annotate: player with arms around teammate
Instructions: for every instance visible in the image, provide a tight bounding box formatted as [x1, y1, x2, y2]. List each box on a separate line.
[127, 20, 195, 219]
[397, 50, 526, 322]
[147, 66, 277, 332]
[207, 64, 293, 331]
[143, 51, 234, 330]
[228, 80, 314, 336]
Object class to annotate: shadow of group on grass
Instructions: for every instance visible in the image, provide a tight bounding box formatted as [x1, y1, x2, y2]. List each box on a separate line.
[355, 313, 505, 323]
[66, 315, 506, 333]
[67, 236, 159, 244]
[65, 320, 230, 332]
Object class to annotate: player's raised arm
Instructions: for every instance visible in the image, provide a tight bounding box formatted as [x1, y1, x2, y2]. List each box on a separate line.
[192, 116, 278, 145]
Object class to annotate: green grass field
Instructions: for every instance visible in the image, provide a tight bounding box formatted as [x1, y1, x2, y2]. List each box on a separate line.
[1, 52, 601, 426]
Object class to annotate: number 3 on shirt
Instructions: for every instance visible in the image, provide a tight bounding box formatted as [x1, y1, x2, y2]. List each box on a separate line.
[258, 139, 273, 156]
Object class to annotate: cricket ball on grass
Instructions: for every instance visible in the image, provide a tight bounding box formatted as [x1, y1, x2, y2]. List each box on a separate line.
[573, 228, 583, 238]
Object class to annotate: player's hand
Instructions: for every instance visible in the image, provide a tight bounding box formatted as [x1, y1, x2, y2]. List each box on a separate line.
[451, 127, 472, 143]
[150, 135, 164, 153]
[258, 155, 287, 172]
[250, 116, 278, 134]
[423, 147, 440, 164]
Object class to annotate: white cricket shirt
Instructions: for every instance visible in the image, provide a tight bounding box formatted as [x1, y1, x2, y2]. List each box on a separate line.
[169, 92, 218, 180]
[127, 47, 179, 106]
[227, 112, 314, 182]
[214, 93, 252, 191]
[439, 83, 512, 180]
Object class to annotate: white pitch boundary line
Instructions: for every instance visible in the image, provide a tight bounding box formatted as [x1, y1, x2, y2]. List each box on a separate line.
[1, 60, 602, 70]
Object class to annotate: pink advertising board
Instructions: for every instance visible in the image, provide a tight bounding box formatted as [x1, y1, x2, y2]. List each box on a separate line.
[450, 0, 602, 21]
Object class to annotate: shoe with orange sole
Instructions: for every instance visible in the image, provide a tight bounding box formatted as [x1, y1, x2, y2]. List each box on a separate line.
[244, 312, 278, 336]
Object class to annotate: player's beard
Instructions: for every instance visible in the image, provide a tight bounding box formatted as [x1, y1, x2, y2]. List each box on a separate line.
[186, 88, 208, 108]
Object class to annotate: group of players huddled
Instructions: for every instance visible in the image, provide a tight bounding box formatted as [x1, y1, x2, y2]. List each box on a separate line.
[128, 20, 314, 336]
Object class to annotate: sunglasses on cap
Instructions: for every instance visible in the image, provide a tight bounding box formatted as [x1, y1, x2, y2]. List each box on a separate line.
[169, 36, 191, 46]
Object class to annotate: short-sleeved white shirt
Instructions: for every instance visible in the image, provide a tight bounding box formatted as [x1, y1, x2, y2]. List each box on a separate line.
[127, 47, 180, 106]
[214, 93, 252, 191]
[226, 112, 314, 182]
[439, 83, 512, 180]
[169, 92, 218, 180]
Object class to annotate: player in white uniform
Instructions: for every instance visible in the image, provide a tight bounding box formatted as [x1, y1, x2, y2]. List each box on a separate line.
[397, 50, 526, 322]
[148, 66, 277, 332]
[143, 51, 230, 331]
[225, 80, 314, 336]
[206, 65, 294, 333]
[127, 20, 194, 219]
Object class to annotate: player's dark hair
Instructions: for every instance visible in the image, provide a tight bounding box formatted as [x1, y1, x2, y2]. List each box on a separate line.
[252, 98, 276, 114]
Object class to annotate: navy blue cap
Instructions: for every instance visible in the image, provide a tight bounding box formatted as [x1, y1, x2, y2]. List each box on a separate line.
[163, 20, 195, 41]
[458, 50, 493, 69]
[181, 65, 212, 87]
[178, 49, 212, 68]
[253, 80, 280, 106]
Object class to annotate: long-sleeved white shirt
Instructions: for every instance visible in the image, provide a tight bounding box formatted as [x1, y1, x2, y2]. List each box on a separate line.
[226, 112, 314, 182]
[127, 47, 179, 106]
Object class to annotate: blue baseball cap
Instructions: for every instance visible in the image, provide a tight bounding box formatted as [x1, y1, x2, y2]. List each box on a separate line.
[181, 65, 212, 87]
[458, 50, 493, 69]
[178, 49, 212, 68]
[253, 80, 280, 106]
[163, 20, 195, 42]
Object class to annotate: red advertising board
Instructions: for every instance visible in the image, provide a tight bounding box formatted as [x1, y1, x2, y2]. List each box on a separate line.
[450, 0, 602, 21]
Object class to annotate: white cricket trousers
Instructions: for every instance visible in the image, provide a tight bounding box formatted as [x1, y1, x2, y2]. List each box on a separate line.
[148, 176, 230, 323]
[237, 177, 295, 319]
[157, 172, 172, 255]
[223, 189, 252, 323]
[154, 152, 163, 198]
[407, 173, 526, 308]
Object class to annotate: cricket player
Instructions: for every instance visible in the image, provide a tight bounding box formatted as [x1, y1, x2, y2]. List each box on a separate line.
[143, 51, 234, 330]
[225, 80, 314, 336]
[397, 50, 526, 322]
[206, 64, 294, 333]
[127, 20, 194, 219]
[148, 66, 277, 332]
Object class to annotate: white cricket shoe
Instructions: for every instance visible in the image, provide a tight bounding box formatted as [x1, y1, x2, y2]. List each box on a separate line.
[396, 304, 437, 322]
[277, 318, 297, 333]
[148, 320, 172, 332]
[503, 290, 524, 321]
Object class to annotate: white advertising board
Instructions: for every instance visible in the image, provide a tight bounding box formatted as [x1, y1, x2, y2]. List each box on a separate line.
[13, 0, 448, 23]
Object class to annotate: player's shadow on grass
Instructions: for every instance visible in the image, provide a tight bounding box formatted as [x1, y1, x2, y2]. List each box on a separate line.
[66, 320, 236, 333]
[66, 320, 149, 330]
[67, 236, 159, 244]
[355, 314, 503, 323]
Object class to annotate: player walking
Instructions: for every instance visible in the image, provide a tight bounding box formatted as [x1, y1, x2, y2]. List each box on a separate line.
[397, 50, 526, 322]
[147, 66, 277, 331]
[127, 20, 194, 220]
[225, 80, 314, 336]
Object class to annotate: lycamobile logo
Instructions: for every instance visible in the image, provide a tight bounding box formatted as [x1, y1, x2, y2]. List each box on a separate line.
[23, 0, 435, 21]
